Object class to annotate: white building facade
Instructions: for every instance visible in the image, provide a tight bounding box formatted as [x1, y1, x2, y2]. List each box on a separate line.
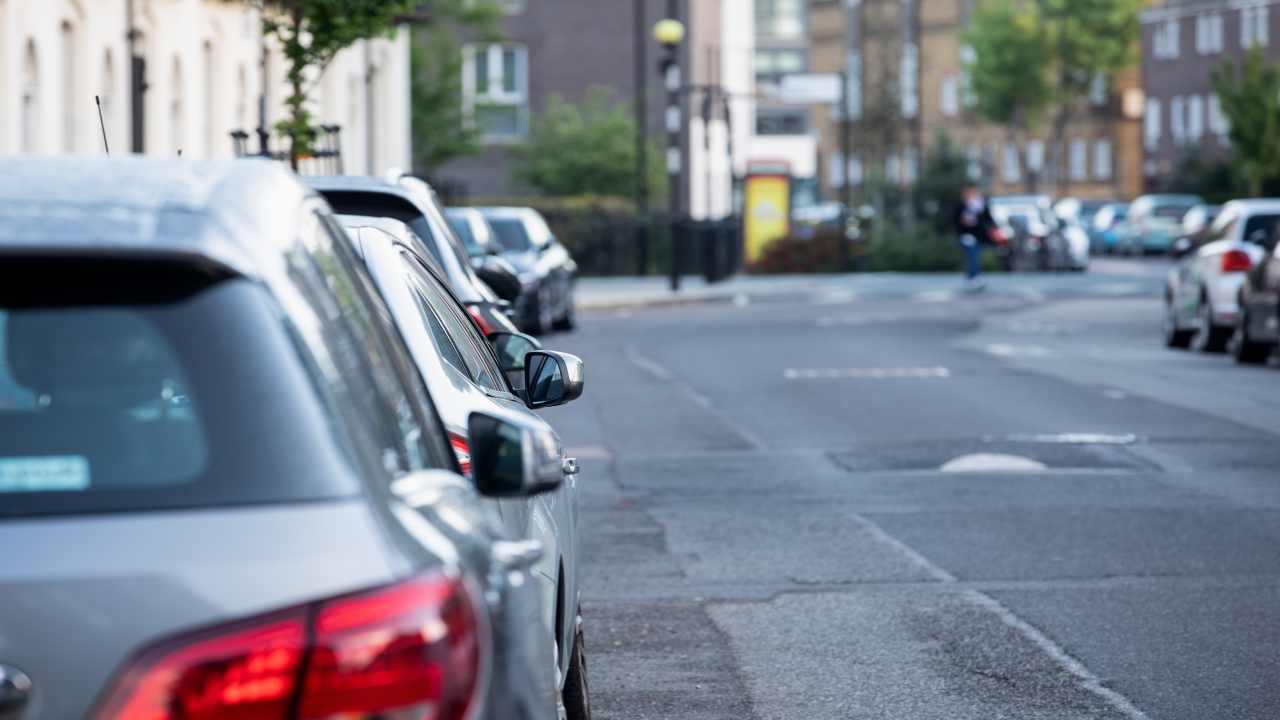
[0, 0, 410, 173]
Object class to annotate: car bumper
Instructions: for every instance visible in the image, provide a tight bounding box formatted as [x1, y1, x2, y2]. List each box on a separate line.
[1207, 273, 1247, 326]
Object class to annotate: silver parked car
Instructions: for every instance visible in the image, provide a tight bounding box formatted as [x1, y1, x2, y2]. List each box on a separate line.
[0, 157, 561, 720]
[337, 215, 592, 720]
[1165, 199, 1280, 352]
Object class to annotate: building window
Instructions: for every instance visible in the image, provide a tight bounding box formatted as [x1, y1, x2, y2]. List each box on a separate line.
[1170, 95, 1185, 143]
[754, 47, 806, 82]
[1241, 5, 1270, 49]
[1209, 93, 1230, 138]
[1196, 12, 1224, 54]
[829, 151, 845, 187]
[966, 144, 981, 180]
[960, 44, 977, 108]
[1027, 140, 1045, 172]
[1093, 140, 1113, 180]
[1069, 139, 1087, 181]
[940, 75, 959, 116]
[1187, 94, 1205, 140]
[756, 0, 805, 39]
[1145, 96, 1162, 150]
[848, 155, 863, 185]
[60, 21, 77, 152]
[463, 43, 528, 142]
[755, 108, 808, 136]
[1089, 74, 1108, 107]
[886, 154, 901, 183]
[903, 147, 919, 184]
[1002, 143, 1020, 183]
[1154, 18, 1181, 58]
[901, 43, 919, 119]
[843, 53, 862, 120]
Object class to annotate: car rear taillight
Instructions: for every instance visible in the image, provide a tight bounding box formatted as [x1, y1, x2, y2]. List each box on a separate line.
[1221, 249, 1252, 272]
[449, 432, 472, 475]
[95, 573, 482, 720]
[465, 304, 494, 336]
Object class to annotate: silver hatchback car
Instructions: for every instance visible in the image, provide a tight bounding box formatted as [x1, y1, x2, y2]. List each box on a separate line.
[0, 157, 562, 720]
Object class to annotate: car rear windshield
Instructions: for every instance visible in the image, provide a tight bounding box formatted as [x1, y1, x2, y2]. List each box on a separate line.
[1154, 205, 1193, 221]
[0, 257, 360, 518]
[319, 191, 446, 267]
[488, 217, 532, 252]
[445, 212, 483, 256]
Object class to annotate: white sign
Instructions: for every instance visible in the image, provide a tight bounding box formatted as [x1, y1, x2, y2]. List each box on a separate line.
[776, 73, 843, 105]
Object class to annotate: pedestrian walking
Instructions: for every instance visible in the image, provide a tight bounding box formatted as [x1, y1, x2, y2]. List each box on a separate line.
[952, 183, 997, 291]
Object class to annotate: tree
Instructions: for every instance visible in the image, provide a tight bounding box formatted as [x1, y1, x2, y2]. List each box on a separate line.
[964, 0, 1051, 192]
[1212, 48, 1280, 197]
[411, 26, 481, 175]
[513, 88, 667, 200]
[1035, 0, 1143, 192]
[914, 131, 971, 228]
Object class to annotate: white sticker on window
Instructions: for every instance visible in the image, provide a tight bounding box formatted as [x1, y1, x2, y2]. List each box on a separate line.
[0, 456, 91, 492]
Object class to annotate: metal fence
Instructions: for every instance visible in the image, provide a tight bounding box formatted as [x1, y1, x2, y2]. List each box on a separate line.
[230, 125, 345, 176]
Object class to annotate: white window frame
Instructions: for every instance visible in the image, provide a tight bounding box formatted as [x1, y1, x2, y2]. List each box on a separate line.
[1089, 74, 1108, 106]
[462, 43, 529, 143]
[1093, 139, 1113, 181]
[1026, 140, 1045, 173]
[1187, 94, 1205, 140]
[1145, 97, 1162, 150]
[940, 74, 959, 117]
[1170, 95, 1186, 143]
[1242, 5, 1270, 49]
[900, 43, 919, 119]
[1156, 18, 1181, 59]
[1209, 93, 1230, 138]
[1002, 142, 1021, 183]
[1069, 139, 1088, 182]
[960, 44, 977, 109]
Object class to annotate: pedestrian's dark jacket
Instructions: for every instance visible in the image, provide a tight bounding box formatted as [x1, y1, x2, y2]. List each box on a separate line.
[952, 198, 997, 241]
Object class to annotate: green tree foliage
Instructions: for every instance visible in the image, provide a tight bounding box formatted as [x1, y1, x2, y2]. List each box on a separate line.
[1211, 48, 1280, 196]
[411, 27, 481, 174]
[965, 1, 1050, 133]
[513, 88, 667, 200]
[914, 131, 973, 228]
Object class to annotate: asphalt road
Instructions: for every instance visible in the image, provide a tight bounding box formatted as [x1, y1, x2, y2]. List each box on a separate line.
[541, 259, 1280, 720]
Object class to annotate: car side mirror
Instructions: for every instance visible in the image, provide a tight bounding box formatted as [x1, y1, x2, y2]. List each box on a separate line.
[1171, 237, 1193, 258]
[524, 351, 584, 409]
[475, 255, 523, 303]
[467, 412, 562, 497]
[489, 331, 542, 392]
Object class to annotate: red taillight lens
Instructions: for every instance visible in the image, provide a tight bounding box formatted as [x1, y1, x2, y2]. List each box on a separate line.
[300, 575, 481, 720]
[449, 432, 472, 475]
[465, 305, 494, 336]
[96, 573, 482, 720]
[1221, 249, 1252, 272]
[96, 614, 306, 720]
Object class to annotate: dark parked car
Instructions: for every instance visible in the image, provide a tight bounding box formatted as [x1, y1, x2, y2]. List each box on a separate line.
[306, 176, 519, 336]
[446, 206, 525, 303]
[1233, 214, 1280, 364]
[0, 157, 562, 720]
[477, 207, 578, 334]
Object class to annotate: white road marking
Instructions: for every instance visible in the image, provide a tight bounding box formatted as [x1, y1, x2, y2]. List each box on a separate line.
[985, 343, 1051, 358]
[732, 293, 751, 307]
[1103, 389, 1128, 400]
[566, 445, 613, 461]
[915, 289, 956, 303]
[784, 366, 951, 380]
[624, 345, 766, 451]
[1001, 433, 1139, 445]
[814, 289, 860, 305]
[850, 513, 1153, 720]
[624, 344, 672, 380]
[939, 453, 1048, 473]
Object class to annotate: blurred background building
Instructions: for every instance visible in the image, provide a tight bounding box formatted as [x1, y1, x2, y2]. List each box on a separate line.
[0, 0, 410, 173]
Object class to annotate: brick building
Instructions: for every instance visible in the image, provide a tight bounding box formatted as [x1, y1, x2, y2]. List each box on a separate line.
[1141, 0, 1280, 186]
[810, 0, 1144, 202]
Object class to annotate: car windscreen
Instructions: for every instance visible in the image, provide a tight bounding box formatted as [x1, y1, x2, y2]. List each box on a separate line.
[445, 212, 483, 256]
[1242, 214, 1280, 246]
[0, 257, 359, 518]
[1154, 205, 1194, 221]
[488, 217, 533, 252]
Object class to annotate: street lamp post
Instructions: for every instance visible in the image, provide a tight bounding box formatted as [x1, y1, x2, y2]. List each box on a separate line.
[654, 14, 685, 292]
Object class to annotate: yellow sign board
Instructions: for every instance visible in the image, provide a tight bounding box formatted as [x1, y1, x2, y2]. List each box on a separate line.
[743, 174, 790, 264]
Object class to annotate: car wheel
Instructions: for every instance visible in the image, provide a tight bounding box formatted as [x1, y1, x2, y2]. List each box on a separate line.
[563, 619, 591, 720]
[1191, 295, 1231, 353]
[1164, 297, 1193, 349]
[1233, 307, 1272, 365]
[553, 287, 576, 331]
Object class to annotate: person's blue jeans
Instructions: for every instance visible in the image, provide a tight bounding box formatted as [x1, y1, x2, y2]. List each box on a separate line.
[959, 235, 981, 280]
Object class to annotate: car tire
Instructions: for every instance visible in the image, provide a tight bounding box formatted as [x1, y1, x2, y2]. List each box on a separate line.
[553, 286, 576, 331]
[1191, 295, 1231, 353]
[1164, 297, 1193, 349]
[563, 619, 591, 720]
[1233, 307, 1272, 365]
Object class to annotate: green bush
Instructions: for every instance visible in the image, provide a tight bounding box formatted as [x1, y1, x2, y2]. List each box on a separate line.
[867, 226, 964, 272]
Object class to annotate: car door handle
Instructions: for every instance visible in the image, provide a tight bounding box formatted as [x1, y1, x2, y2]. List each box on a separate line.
[562, 457, 579, 476]
[491, 539, 543, 571]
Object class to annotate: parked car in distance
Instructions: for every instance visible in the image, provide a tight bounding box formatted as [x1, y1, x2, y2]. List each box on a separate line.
[991, 196, 1084, 271]
[0, 156, 564, 720]
[307, 175, 519, 336]
[1232, 208, 1280, 364]
[1090, 202, 1130, 254]
[477, 207, 579, 334]
[447, 206, 525, 303]
[338, 218, 592, 720]
[1119, 194, 1202, 255]
[1165, 199, 1280, 352]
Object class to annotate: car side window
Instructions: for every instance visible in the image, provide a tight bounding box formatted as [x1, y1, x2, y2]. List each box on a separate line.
[291, 210, 451, 479]
[401, 252, 507, 393]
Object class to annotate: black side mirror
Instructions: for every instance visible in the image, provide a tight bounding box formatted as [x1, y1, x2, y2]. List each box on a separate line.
[475, 255, 523, 303]
[467, 412, 562, 497]
[524, 351, 584, 409]
[1171, 237, 1194, 258]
